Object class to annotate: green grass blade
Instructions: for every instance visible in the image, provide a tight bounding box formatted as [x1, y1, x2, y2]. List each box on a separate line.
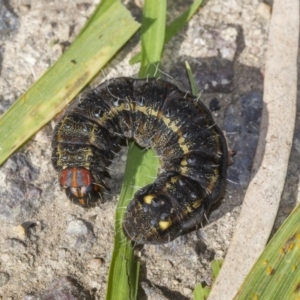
[211, 259, 223, 281]
[106, 0, 166, 299]
[193, 260, 223, 300]
[0, 0, 140, 166]
[138, 0, 167, 77]
[194, 283, 210, 300]
[78, 0, 119, 37]
[234, 204, 300, 300]
[106, 145, 159, 300]
[185, 60, 199, 95]
[130, 0, 203, 65]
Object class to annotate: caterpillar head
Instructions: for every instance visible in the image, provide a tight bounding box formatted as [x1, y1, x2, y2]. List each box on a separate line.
[59, 167, 103, 207]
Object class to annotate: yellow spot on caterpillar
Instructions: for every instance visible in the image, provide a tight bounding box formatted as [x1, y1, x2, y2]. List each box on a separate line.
[164, 183, 172, 190]
[178, 136, 189, 153]
[180, 166, 188, 176]
[170, 176, 179, 184]
[186, 206, 193, 213]
[144, 194, 155, 204]
[262, 260, 268, 265]
[192, 200, 201, 209]
[90, 123, 99, 143]
[181, 159, 188, 166]
[252, 294, 259, 300]
[292, 265, 297, 271]
[159, 220, 172, 230]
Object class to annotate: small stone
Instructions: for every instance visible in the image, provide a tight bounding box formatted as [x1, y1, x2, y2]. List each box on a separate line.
[89, 257, 104, 269]
[58, 248, 68, 260]
[0, 272, 9, 287]
[256, 3, 272, 20]
[65, 217, 95, 252]
[183, 287, 192, 295]
[14, 225, 27, 240]
[1, 253, 10, 263]
[19, 5, 31, 13]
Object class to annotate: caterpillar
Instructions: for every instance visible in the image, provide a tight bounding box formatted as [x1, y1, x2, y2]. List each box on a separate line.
[51, 77, 228, 245]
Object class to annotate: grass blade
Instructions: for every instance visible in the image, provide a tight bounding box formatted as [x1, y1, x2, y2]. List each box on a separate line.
[234, 204, 300, 300]
[185, 60, 199, 95]
[193, 260, 223, 300]
[130, 0, 203, 65]
[0, 0, 140, 166]
[106, 0, 166, 299]
[106, 146, 159, 300]
[194, 283, 211, 300]
[78, 0, 119, 36]
[138, 0, 167, 77]
[211, 260, 223, 282]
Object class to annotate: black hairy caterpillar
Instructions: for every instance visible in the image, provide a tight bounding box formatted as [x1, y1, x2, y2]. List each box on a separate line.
[51, 77, 228, 244]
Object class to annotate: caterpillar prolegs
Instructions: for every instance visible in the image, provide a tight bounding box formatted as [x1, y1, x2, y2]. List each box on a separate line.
[51, 77, 228, 244]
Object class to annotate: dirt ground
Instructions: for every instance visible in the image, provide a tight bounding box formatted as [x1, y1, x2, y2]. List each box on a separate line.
[1, 0, 299, 299]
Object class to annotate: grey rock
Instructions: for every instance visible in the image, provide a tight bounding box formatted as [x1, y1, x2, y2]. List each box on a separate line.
[0, 0, 19, 39]
[39, 276, 92, 300]
[224, 92, 263, 188]
[64, 217, 95, 252]
[0, 271, 9, 287]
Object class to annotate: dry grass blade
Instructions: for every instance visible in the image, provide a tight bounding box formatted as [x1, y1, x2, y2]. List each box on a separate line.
[207, 0, 299, 299]
[0, 0, 140, 166]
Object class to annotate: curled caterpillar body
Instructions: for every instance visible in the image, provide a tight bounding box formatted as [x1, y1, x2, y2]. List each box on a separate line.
[51, 77, 228, 244]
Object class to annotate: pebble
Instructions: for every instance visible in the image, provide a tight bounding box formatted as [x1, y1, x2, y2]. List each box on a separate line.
[183, 287, 192, 295]
[65, 217, 95, 251]
[14, 225, 27, 240]
[256, 2, 272, 20]
[89, 257, 104, 269]
[19, 5, 31, 13]
[0, 272, 9, 287]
